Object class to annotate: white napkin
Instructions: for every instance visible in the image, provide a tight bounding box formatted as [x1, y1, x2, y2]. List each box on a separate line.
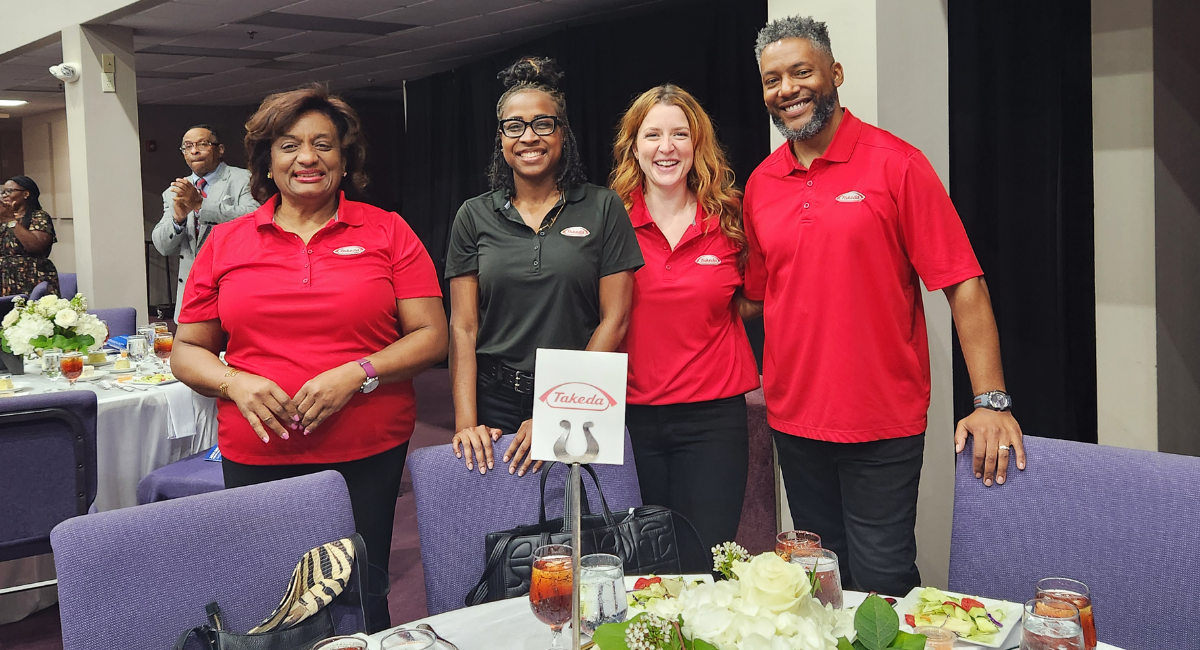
[162, 381, 198, 439]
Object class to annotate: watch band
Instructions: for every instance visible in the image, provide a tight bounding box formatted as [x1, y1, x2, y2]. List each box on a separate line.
[357, 358, 377, 379]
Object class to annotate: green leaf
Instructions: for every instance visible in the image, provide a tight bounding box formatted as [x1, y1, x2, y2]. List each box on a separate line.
[690, 640, 718, 650]
[591, 616, 636, 650]
[888, 631, 927, 650]
[852, 640, 869, 650]
[853, 594, 900, 650]
[837, 638, 857, 650]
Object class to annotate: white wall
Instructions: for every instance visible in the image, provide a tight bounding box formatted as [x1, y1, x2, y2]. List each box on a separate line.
[0, 0, 144, 58]
[21, 109, 75, 274]
[765, 0, 956, 589]
[1092, 0, 1158, 451]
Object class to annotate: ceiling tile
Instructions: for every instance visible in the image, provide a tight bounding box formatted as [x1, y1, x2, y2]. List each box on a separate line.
[277, 53, 356, 65]
[199, 24, 304, 41]
[244, 30, 367, 54]
[159, 57, 256, 74]
[136, 53, 201, 71]
[237, 12, 416, 36]
[371, 0, 537, 26]
[160, 35, 271, 50]
[279, 0, 421, 20]
[141, 45, 287, 60]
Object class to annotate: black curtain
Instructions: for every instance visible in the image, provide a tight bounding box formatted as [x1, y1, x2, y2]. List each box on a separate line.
[397, 0, 770, 362]
[948, 0, 1096, 442]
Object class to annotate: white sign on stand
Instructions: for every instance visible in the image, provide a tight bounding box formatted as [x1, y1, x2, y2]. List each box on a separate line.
[531, 348, 627, 466]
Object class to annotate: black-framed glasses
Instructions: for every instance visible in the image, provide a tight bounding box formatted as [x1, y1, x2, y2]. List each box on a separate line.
[0, 188, 22, 197]
[179, 141, 217, 152]
[498, 116, 559, 138]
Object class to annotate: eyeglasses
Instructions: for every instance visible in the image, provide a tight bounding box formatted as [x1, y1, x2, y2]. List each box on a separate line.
[0, 189, 22, 197]
[179, 141, 217, 152]
[498, 116, 559, 138]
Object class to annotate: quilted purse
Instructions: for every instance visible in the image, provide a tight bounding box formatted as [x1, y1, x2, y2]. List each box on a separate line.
[174, 535, 368, 650]
[465, 463, 707, 606]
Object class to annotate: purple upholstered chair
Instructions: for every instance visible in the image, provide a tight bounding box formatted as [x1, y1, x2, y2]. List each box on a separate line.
[88, 306, 137, 337]
[949, 435, 1200, 650]
[0, 391, 97, 580]
[411, 431, 643, 615]
[51, 470, 367, 650]
[136, 448, 225, 504]
[59, 272, 78, 299]
[28, 280, 49, 300]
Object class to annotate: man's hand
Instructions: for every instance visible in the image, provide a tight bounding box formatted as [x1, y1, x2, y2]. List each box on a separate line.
[955, 409, 1025, 486]
[171, 178, 204, 216]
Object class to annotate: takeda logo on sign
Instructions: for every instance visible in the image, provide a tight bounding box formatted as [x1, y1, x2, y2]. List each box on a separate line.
[538, 382, 619, 411]
[560, 227, 590, 237]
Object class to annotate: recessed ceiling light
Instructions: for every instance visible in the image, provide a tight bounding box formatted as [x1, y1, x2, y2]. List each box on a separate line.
[0, 100, 28, 107]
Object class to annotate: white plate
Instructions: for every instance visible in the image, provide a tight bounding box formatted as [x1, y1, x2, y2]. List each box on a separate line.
[130, 376, 178, 386]
[0, 383, 33, 395]
[109, 366, 136, 374]
[894, 587, 1022, 648]
[78, 370, 110, 381]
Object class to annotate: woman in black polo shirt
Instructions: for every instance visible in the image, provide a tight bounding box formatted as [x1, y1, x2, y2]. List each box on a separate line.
[446, 57, 643, 477]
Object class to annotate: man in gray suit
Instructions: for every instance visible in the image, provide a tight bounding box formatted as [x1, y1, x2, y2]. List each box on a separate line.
[152, 124, 258, 320]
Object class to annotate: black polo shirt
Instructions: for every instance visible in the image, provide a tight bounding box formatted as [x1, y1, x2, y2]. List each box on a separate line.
[446, 182, 644, 372]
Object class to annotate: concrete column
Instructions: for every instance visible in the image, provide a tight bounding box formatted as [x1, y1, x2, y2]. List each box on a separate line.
[766, 0, 955, 589]
[60, 24, 147, 322]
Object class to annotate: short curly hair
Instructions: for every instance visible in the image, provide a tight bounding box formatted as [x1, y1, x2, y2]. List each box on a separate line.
[754, 15, 833, 63]
[243, 83, 368, 203]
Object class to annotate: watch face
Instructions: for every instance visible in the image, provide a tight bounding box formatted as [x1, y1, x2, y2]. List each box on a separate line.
[990, 393, 1010, 409]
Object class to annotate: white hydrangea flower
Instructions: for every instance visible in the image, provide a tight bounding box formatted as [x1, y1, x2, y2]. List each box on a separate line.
[2, 309, 19, 328]
[55, 298, 71, 312]
[54, 308, 79, 328]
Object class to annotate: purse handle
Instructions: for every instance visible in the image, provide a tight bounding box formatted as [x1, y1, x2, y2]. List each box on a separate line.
[537, 463, 615, 527]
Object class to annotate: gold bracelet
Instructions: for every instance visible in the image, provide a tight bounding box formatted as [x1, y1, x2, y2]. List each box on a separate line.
[218, 382, 230, 399]
[224, 367, 240, 378]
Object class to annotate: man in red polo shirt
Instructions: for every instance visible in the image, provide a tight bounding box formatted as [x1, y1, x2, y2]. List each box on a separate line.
[742, 15, 1026, 595]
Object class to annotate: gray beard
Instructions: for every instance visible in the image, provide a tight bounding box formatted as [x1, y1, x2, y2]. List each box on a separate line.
[771, 89, 839, 141]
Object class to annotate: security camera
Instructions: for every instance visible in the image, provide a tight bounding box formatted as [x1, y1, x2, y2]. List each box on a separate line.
[49, 64, 80, 83]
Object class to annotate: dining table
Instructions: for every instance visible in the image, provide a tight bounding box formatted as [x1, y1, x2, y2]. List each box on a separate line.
[0, 359, 218, 623]
[370, 590, 1126, 650]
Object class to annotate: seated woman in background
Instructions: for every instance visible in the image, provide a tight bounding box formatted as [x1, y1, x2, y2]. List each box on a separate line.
[171, 84, 448, 631]
[609, 85, 759, 551]
[0, 176, 59, 296]
[447, 56, 643, 477]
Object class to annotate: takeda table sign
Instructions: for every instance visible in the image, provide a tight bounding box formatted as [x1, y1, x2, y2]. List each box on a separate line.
[531, 349, 627, 465]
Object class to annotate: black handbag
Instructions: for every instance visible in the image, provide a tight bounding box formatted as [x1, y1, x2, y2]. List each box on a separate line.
[173, 604, 334, 650]
[465, 463, 707, 606]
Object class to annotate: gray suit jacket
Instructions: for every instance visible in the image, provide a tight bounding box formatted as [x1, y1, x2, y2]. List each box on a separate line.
[151, 162, 258, 320]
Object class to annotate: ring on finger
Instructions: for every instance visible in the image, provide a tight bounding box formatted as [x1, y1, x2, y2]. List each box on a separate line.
[998, 444, 1009, 451]
[263, 416, 275, 423]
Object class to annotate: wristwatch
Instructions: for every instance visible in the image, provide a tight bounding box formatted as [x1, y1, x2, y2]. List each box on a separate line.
[356, 358, 378, 394]
[973, 390, 1012, 411]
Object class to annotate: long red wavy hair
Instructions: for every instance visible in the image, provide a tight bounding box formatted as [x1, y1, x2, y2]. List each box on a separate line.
[609, 84, 746, 265]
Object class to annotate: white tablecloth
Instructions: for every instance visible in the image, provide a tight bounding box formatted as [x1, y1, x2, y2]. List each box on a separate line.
[0, 367, 218, 623]
[373, 591, 1123, 650]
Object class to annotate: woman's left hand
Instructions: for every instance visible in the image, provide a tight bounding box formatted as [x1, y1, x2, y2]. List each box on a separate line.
[293, 362, 364, 434]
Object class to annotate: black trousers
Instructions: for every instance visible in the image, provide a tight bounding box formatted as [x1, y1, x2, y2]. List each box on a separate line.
[773, 431, 924, 596]
[476, 375, 535, 435]
[627, 396, 749, 552]
[222, 442, 409, 633]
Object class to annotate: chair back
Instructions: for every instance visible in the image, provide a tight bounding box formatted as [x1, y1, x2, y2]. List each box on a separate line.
[410, 431, 643, 615]
[88, 307, 137, 337]
[949, 436, 1200, 649]
[51, 470, 366, 650]
[59, 272, 78, 299]
[28, 280, 49, 300]
[0, 391, 97, 563]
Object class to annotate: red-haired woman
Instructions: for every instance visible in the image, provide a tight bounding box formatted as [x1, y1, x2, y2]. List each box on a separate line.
[610, 85, 759, 551]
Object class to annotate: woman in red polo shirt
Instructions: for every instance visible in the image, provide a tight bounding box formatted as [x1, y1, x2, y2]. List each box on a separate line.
[171, 85, 448, 631]
[609, 85, 759, 550]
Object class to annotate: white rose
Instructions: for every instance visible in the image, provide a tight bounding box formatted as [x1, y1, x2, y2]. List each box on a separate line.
[2, 309, 19, 328]
[56, 298, 71, 312]
[733, 553, 811, 615]
[54, 308, 79, 328]
[38, 295, 59, 308]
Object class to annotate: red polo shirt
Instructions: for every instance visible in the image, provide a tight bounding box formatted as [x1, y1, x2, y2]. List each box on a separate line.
[180, 194, 442, 464]
[744, 110, 982, 443]
[623, 188, 759, 405]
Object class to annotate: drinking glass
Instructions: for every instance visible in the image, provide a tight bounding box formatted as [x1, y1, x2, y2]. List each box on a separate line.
[42, 347, 63, 389]
[311, 637, 368, 650]
[1036, 578, 1095, 650]
[379, 628, 436, 649]
[150, 321, 170, 334]
[530, 544, 573, 649]
[579, 553, 627, 635]
[775, 530, 821, 562]
[914, 626, 956, 650]
[1021, 597, 1086, 650]
[127, 337, 148, 372]
[60, 352, 84, 389]
[154, 332, 173, 370]
[137, 326, 156, 351]
[788, 547, 842, 609]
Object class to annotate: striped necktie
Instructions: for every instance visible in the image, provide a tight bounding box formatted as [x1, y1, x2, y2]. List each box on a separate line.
[193, 178, 207, 240]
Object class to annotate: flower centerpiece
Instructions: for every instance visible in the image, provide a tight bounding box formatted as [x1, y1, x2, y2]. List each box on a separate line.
[1, 294, 108, 355]
[592, 543, 927, 650]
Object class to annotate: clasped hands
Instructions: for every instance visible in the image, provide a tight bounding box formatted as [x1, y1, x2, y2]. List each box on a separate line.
[224, 363, 365, 444]
[453, 420, 543, 477]
[170, 178, 204, 223]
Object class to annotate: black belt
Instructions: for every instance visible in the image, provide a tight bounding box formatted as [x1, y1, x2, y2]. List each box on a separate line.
[479, 358, 535, 395]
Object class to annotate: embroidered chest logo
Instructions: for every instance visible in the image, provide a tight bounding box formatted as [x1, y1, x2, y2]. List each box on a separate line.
[835, 191, 866, 203]
[332, 246, 365, 256]
[695, 255, 722, 265]
[560, 226, 590, 237]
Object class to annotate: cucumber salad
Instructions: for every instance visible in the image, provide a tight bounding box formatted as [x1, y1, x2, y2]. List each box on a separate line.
[906, 587, 1007, 642]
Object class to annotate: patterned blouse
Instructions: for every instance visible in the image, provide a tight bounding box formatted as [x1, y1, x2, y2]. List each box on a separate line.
[0, 209, 59, 297]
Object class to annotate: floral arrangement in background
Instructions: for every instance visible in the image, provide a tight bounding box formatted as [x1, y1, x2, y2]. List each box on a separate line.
[593, 543, 926, 650]
[1, 294, 107, 355]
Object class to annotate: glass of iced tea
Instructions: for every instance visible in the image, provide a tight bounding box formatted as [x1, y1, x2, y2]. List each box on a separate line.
[788, 547, 842, 609]
[154, 332, 173, 369]
[60, 352, 84, 389]
[1021, 597, 1085, 650]
[530, 544, 573, 649]
[775, 530, 822, 563]
[150, 321, 170, 334]
[1036, 578, 1095, 650]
